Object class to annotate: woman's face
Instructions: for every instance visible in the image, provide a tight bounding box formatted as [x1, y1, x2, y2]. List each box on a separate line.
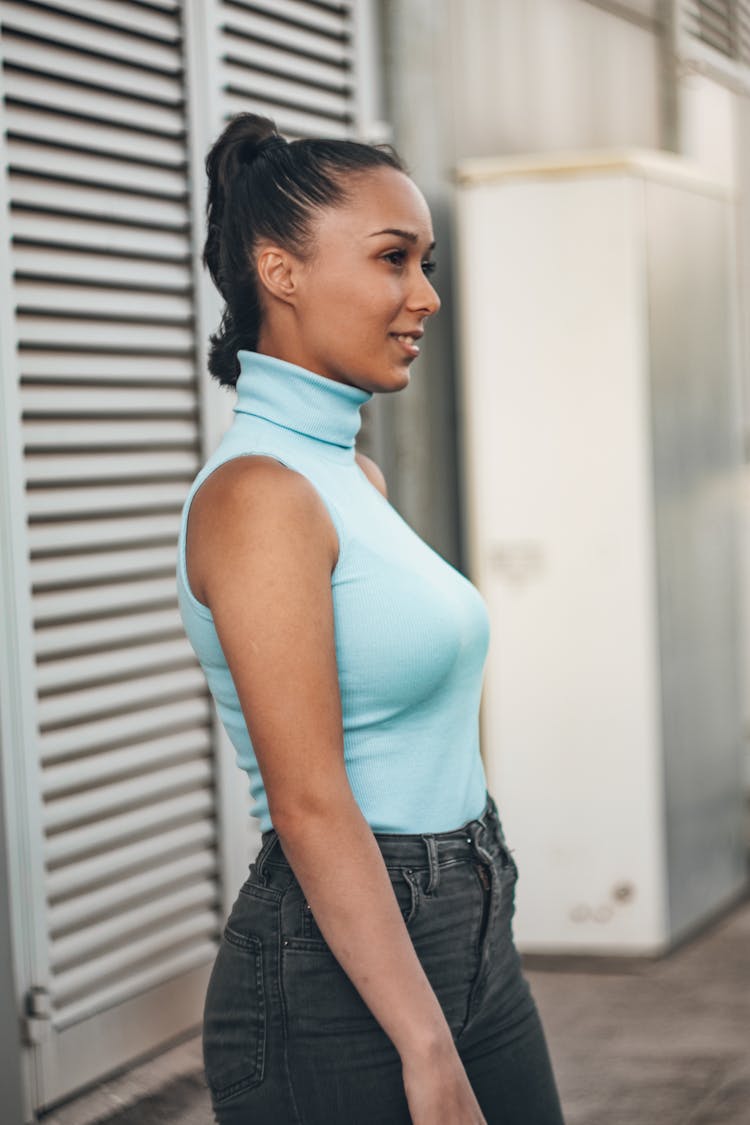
[259, 166, 441, 394]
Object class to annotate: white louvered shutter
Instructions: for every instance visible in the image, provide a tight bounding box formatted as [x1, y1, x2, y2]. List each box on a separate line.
[217, 0, 357, 136]
[0, 0, 219, 1108]
[682, 0, 750, 66]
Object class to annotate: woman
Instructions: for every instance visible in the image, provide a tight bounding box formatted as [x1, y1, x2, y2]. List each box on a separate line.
[177, 112, 565, 1125]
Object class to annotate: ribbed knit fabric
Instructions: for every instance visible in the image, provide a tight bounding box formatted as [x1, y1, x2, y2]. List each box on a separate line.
[176, 350, 491, 833]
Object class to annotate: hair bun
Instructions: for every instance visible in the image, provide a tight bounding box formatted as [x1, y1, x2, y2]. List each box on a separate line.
[237, 132, 287, 166]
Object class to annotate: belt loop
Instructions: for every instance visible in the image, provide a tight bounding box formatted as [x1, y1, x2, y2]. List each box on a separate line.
[422, 835, 439, 894]
[254, 831, 277, 885]
[467, 818, 493, 867]
[477, 793, 493, 830]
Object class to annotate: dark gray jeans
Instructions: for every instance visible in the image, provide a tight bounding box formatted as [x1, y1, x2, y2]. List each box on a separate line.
[203, 792, 565, 1124]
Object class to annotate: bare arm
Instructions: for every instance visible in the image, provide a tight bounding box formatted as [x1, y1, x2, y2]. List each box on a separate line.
[186, 455, 453, 1061]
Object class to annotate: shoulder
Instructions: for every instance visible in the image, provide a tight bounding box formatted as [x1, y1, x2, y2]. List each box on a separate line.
[193, 454, 327, 508]
[186, 456, 339, 599]
[354, 451, 388, 499]
[192, 455, 329, 523]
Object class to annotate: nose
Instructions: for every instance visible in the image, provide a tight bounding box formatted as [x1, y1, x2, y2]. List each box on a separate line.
[408, 268, 441, 317]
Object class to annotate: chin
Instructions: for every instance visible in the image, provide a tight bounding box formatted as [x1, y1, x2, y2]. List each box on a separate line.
[387, 367, 412, 391]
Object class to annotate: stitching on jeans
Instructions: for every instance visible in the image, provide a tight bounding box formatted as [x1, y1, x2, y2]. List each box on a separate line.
[210, 931, 266, 1103]
[401, 867, 421, 925]
[278, 931, 306, 1124]
[423, 835, 439, 894]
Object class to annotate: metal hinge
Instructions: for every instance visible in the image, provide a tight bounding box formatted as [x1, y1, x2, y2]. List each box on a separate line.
[23, 985, 52, 1045]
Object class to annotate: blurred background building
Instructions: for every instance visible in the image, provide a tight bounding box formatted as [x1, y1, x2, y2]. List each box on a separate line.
[0, 1, 747, 1120]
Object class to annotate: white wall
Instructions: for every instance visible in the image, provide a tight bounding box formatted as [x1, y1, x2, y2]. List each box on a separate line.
[444, 0, 661, 158]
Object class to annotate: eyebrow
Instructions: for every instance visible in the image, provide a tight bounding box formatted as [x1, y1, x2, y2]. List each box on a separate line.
[368, 227, 437, 251]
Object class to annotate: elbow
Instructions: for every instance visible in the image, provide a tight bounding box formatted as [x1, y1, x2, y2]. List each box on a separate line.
[270, 786, 358, 840]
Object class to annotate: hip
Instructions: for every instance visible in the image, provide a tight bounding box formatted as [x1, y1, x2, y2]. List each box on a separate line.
[203, 791, 534, 1116]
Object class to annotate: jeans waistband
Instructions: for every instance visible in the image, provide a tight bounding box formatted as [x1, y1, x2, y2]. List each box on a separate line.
[254, 791, 505, 890]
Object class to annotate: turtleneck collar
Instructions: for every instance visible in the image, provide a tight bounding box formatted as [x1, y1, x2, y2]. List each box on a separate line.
[234, 350, 373, 450]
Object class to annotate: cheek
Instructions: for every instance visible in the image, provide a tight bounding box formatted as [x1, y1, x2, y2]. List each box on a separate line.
[303, 266, 402, 331]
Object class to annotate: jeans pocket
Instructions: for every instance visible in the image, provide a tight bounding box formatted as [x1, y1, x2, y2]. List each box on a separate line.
[203, 927, 266, 1104]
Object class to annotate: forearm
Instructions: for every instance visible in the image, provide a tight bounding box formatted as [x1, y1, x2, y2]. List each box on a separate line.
[273, 793, 455, 1062]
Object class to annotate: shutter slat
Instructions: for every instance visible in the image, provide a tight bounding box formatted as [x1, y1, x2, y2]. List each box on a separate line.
[20, 352, 194, 381]
[37, 665, 206, 731]
[224, 68, 351, 118]
[1, 5, 183, 70]
[3, 70, 185, 132]
[46, 819, 216, 901]
[10, 174, 189, 225]
[11, 210, 189, 253]
[51, 880, 217, 970]
[35, 604, 186, 657]
[30, 544, 179, 585]
[16, 282, 192, 319]
[39, 696, 211, 764]
[225, 0, 353, 40]
[25, 418, 196, 446]
[222, 13, 352, 66]
[9, 146, 187, 196]
[33, 576, 183, 621]
[23, 384, 197, 415]
[43, 726, 211, 796]
[45, 789, 215, 866]
[53, 942, 217, 1030]
[26, 450, 198, 485]
[2, 33, 183, 101]
[44, 758, 213, 831]
[13, 244, 191, 286]
[27, 482, 194, 519]
[30, 514, 183, 552]
[48, 849, 217, 934]
[8, 0, 183, 41]
[52, 911, 218, 1006]
[223, 37, 351, 87]
[5, 118, 187, 177]
[37, 636, 199, 694]
[17, 318, 193, 348]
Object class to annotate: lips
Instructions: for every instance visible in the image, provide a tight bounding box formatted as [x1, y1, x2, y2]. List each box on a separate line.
[390, 332, 422, 357]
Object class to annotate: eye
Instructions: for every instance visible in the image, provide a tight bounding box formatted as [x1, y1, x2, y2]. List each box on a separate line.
[382, 250, 438, 276]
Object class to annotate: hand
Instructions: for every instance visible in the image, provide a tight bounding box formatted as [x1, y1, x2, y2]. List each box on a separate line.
[401, 1043, 487, 1125]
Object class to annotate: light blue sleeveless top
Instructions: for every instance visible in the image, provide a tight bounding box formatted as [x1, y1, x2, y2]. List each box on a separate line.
[176, 350, 490, 833]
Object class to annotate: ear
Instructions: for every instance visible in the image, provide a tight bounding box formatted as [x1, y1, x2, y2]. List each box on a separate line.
[255, 243, 299, 304]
